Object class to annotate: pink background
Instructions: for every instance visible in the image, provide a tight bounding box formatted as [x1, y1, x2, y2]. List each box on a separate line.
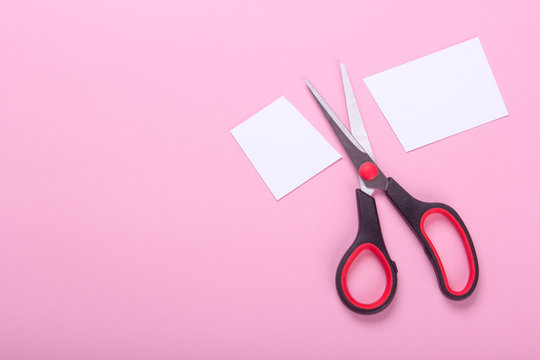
[1, 0, 539, 359]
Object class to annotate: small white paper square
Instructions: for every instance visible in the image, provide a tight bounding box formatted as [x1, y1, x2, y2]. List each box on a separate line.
[364, 37, 508, 151]
[231, 96, 341, 200]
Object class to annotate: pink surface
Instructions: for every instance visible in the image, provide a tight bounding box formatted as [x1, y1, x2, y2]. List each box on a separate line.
[1, 1, 539, 359]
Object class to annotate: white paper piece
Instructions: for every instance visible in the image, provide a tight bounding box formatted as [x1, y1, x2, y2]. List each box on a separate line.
[364, 37, 508, 151]
[231, 96, 341, 200]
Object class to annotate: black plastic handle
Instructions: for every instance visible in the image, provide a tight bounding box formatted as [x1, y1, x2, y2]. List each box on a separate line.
[336, 189, 398, 315]
[385, 177, 479, 300]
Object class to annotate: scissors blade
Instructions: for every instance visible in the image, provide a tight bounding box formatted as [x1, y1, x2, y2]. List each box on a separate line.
[306, 79, 387, 194]
[306, 80, 373, 171]
[340, 63, 375, 161]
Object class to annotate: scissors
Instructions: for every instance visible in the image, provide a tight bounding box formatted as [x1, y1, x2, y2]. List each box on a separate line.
[306, 64, 479, 315]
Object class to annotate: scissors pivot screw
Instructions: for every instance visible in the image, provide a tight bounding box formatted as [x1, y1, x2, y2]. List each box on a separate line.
[360, 162, 378, 181]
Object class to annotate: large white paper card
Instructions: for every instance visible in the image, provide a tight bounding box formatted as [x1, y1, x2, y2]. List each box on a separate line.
[231, 96, 341, 200]
[364, 38, 508, 151]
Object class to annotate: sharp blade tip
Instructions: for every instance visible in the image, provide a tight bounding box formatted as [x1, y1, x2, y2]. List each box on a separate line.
[305, 80, 316, 94]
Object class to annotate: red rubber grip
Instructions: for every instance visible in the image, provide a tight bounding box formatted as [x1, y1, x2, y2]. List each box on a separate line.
[340, 243, 394, 310]
[419, 208, 477, 296]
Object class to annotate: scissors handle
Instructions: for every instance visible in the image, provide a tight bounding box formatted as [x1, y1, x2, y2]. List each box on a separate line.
[385, 178, 479, 300]
[336, 189, 398, 315]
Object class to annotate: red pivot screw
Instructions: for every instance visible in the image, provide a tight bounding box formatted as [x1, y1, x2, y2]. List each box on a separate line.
[360, 162, 378, 181]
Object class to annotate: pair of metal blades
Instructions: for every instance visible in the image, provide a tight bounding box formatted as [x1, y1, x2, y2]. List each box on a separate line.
[306, 64, 388, 195]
